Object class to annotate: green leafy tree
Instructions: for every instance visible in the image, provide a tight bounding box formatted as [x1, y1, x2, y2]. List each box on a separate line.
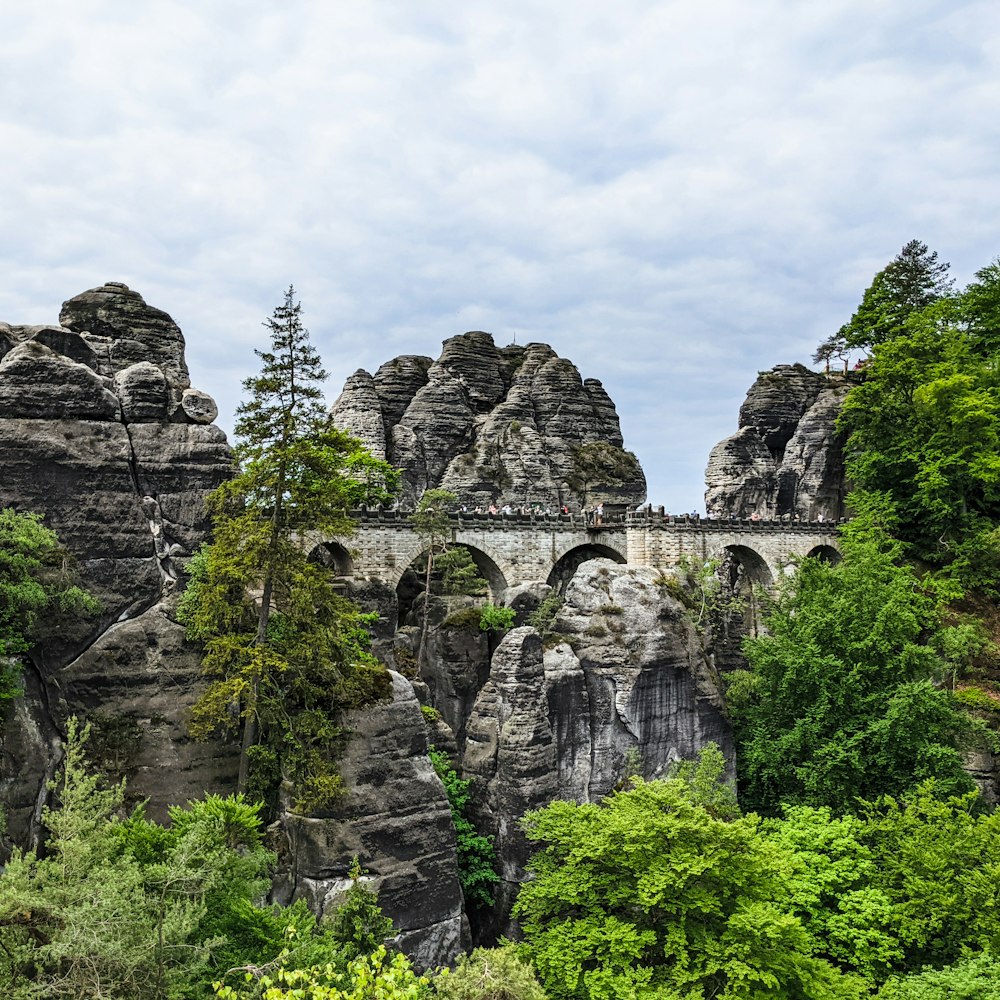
[325, 859, 394, 960]
[730, 530, 976, 816]
[428, 747, 499, 911]
[838, 307, 1000, 563]
[514, 747, 863, 1000]
[0, 509, 98, 705]
[410, 489, 459, 634]
[213, 946, 430, 1000]
[433, 943, 547, 1000]
[818, 240, 954, 361]
[877, 952, 1000, 999]
[0, 721, 277, 999]
[178, 287, 398, 806]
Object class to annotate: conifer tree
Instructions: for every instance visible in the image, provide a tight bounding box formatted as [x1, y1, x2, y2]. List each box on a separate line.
[180, 288, 398, 805]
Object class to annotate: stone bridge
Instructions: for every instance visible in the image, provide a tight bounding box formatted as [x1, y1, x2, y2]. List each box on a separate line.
[307, 509, 842, 596]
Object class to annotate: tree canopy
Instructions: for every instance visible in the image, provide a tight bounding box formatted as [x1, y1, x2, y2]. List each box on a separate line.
[178, 287, 399, 809]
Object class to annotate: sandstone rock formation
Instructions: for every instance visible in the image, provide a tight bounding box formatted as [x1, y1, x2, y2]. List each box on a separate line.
[0, 284, 465, 966]
[271, 671, 466, 968]
[331, 334, 646, 510]
[461, 560, 731, 935]
[0, 284, 232, 849]
[705, 364, 850, 519]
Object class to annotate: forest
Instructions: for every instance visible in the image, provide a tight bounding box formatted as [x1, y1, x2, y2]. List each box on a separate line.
[2, 245, 1000, 998]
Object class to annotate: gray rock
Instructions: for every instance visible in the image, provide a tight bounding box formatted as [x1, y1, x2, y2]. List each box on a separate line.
[463, 562, 731, 934]
[777, 384, 850, 520]
[56, 598, 238, 823]
[330, 369, 387, 460]
[333, 332, 645, 509]
[738, 363, 828, 460]
[706, 364, 850, 519]
[372, 355, 432, 431]
[179, 388, 218, 425]
[0, 342, 120, 421]
[26, 325, 99, 370]
[59, 282, 191, 389]
[114, 362, 170, 422]
[270, 672, 464, 969]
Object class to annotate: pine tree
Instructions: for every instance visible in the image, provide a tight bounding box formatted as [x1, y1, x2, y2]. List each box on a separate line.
[180, 288, 399, 805]
[815, 240, 954, 362]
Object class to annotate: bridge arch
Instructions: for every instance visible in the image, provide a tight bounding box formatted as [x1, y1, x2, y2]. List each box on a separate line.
[308, 540, 354, 577]
[547, 543, 627, 592]
[806, 544, 843, 565]
[391, 540, 510, 599]
[721, 544, 773, 591]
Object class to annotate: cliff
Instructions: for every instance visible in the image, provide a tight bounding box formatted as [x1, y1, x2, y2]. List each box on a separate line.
[704, 363, 850, 520]
[0, 284, 464, 966]
[331, 334, 647, 510]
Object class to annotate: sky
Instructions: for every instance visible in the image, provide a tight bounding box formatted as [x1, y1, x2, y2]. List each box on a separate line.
[2, 1, 999, 512]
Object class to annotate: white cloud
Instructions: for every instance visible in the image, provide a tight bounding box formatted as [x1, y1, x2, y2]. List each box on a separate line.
[2, 0, 1000, 510]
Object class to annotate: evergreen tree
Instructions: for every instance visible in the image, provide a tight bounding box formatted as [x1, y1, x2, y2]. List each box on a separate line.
[179, 287, 398, 805]
[815, 240, 954, 362]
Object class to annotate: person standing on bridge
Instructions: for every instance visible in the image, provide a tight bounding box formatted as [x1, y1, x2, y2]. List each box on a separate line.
[595, 502, 604, 525]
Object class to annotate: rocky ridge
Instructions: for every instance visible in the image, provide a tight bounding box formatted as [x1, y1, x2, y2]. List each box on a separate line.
[331, 334, 647, 510]
[704, 363, 850, 519]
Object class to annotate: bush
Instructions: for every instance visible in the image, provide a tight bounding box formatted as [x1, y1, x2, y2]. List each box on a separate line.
[428, 748, 499, 910]
[479, 604, 515, 633]
[434, 943, 547, 999]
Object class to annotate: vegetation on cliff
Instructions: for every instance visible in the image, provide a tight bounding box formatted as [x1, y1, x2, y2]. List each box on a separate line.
[178, 288, 399, 810]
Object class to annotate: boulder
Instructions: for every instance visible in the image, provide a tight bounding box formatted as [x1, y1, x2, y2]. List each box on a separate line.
[114, 362, 170, 422]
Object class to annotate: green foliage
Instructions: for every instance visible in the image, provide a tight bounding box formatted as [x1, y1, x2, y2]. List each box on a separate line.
[877, 952, 1000, 999]
[732, 531, 977, 816]
[818, 240, 954, 360]
[213, 946, 430, 1000]
[178, 288, 398, 809]
[478, 604, 515, 633]
[0, 509, 99, 706]
[420, 704, 441, 723]
[514, 746, 862, 1000]
[527, 592, 563, 638]
[428, 747, 499, 910]
[325, 859, 395, 960]
[433, 943, 547, 1000]
[0, 720, 285, 999]
[838, 307, 1000, 566]
[436, 546, 488, 597]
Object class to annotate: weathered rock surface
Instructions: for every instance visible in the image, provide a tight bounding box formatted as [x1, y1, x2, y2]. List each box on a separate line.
[59, 281, 191, 388]
[271, 671, 465, 968]
[706, 364, 850, 519]
[331, 333, 646, 510]
[0, 286, 233, 846]
[0, 284, 466, 967]
[462, 560, 731, 935]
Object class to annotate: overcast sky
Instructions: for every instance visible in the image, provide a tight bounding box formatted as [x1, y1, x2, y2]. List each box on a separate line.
[2, 1, 999, 511]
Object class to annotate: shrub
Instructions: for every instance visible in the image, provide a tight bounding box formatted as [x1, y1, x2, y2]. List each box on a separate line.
[434, 943, 547, 999]
[479, 604, 515, 632]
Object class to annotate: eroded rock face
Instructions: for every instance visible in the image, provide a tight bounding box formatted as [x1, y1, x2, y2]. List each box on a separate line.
[0, 284, 466, 967]
[331, 333, 646, 510]
[462, 560, 731, 935]
[706, 364, 850, 519]
[0, 285, 230, 845]
[270, 671, 465, 969]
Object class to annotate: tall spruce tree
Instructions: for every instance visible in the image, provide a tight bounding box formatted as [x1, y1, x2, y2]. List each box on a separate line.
[815, 240, 954, 363]
[179, 288, 398, 805]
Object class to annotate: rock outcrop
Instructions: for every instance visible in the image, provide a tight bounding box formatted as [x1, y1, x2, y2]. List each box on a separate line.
[0, 285, 466, 966]
[331, 334, 646, 510]
[705, 364, 850, 519]
[461, 560, 731, 935]
[271, 671, 465, 968]
[0, 284, 232, 847]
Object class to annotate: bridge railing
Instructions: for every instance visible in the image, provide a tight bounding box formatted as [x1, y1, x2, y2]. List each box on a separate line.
[345, 506, 845, 533]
